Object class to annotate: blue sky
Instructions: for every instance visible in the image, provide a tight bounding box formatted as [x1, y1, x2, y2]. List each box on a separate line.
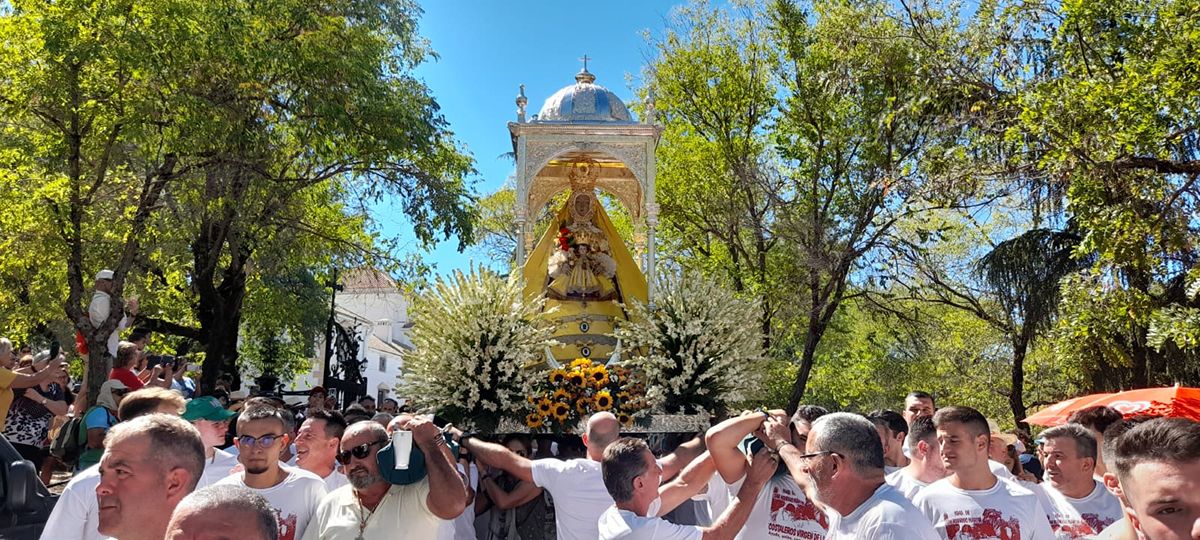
[375, 1, 680, 276]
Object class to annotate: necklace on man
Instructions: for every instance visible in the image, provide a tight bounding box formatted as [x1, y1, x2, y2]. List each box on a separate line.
[354, 491, 370, 540]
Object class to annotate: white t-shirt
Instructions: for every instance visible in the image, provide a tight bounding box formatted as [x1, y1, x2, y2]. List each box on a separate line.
[322, 469, 350, 493]
[198, 448, 241, 488]
[39, 465, 110, 540]
[914, 476, 1055, 540]
[825, 483, 941, 540]
[704, 473, 732, 523]
[530, 458, 614, 540]
[215, 469, 327, 540]
[1033, 481, 1123, 538]
[88, 290, 129, 356]
[886, 468, 932, 501]
[301, 480, 443, 540]
[730, 473, 827, 540]
[598, 505, 703, 540]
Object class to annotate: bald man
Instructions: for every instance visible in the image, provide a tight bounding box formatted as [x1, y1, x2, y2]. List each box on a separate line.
[165, 485, 278, 540]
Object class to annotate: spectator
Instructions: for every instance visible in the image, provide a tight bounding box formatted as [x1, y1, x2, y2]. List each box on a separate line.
[182, 396, 241, 488]
[0, 337, 68, 430]
[109, 341, 172, 390]
[709, 406, 829, 540]
[371, 412, 393, 427]
[784, 412, 938, 539]
[358, 395, 376, 415]
[95, 414, 205, 540]
[912, 406, 1054, 539]
[165, 485, 279, 540]
[343, 403, 371, 425]
[171, 360, 197, 399]
[215, 406, 327, 540]
[886, 415, 947, 500]
[42, 387, 190, 540]
[1111, 418, 1200, 540]
[478, 435, 550, 540]
[294, 409, 349, 492]
[867, 409, 910, 470]
[1035, 423, 1123, 537]
[3, 355, 73, 471]
[1068, 406, 1125, 477]
[596, 438, 771, 540]
[77, 379, 128, 471]
[305, 386, 327, 415]
[88, 269, 137, 357]
[903, 391, 936, 426]
[380, 398, 399, 415]
[302, 418, 468, 539]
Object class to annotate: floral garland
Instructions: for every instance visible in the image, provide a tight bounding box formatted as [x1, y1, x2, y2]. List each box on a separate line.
[399, 267, 555, 432]
[555, 224, 576, 251]
[525, 359, 649, 430]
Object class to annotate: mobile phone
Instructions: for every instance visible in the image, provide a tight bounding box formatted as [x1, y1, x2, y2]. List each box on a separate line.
[49, 341, 60, 361]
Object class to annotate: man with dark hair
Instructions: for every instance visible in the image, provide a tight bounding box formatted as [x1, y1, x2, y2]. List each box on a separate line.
[358, 395, 376, 415]
[303, 418, 468, 539]
[596, 437, 772, 540]
[1034, 423, 1123, 537]
[708, 406, 829, 539]
[868, 410, 910, 470]
[41, 386, 189, 540]
[165, 484, 279, 540]
[1094, 416, 1158, 540]
[914, 406, 1054, 539]
[888, 416, 948, 500]
[1068, 406, 1125, 477]
[380, 397, 399, 415]
[215, 406, 327, 540]
[904, 392, 936, 426]
[95, 414, 206, 540]
[1111, 418, 1200, 540]
[294, 409, 349, 491]
[790, 413, 938, 539]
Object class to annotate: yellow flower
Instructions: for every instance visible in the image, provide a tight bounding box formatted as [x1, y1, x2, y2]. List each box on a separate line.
[549, 369, 568, 385]
[617, 412, 632, 426]
[589, 366, 610, 386]
[536, 398, 553, 415]
[552, 388, 571, 402]
[570, 358, 592, 369]
[526, 413, 544, 429]
[575, 397, 591, 414]
[617, 391, 631, 402]
[552, 402, 571, 421]
[567, 371, 586, 387]
[594, 391, 613, 411]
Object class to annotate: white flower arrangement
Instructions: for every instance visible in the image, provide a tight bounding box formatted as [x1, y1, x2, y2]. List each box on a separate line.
[399, 266, 556, 431]
[614, 271, 765, 416]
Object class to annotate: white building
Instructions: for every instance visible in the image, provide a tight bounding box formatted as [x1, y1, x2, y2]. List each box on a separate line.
[286, 268, 413, 404]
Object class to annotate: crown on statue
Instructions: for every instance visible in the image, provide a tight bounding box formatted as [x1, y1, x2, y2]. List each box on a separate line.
[568, 159, 600, 191]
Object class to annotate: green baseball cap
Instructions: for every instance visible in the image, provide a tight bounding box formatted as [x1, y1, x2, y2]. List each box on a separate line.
[182, 396, 238, 422]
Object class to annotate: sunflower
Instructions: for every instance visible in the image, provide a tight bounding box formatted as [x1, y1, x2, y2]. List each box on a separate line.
[575, 397, 591, 414]
[567, 371, 586, 387]
[594, 390, 614, 411]
[570, 358, 592, 369]
[549, 369, 568, 385]
[551, 388, 571, 402]
[526, 413, 545, 429]
[617, 412, 633, 426]
[588, 366, 610, 387]
[552, 402, 571, 421]
[617, 391, 631, 402]
[536, 398, 554, 416]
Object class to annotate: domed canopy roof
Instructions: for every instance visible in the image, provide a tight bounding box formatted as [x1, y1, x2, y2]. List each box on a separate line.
[535, 69, 635, 123]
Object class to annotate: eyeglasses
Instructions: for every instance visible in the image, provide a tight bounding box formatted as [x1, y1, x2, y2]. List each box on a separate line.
[337, 440, 387, 465]
[797, 450, 839, 462]
[237, 433, 284, 449]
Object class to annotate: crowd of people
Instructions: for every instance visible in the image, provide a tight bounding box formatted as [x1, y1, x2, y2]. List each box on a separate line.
[0, 273, 1196, 539]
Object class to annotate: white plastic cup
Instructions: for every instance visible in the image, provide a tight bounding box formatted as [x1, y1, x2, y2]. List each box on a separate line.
[392, 430, 413, 470]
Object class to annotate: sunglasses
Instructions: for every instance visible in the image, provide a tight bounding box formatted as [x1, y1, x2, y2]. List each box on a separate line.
[237, 433, 284, 449]
[337, 440, 387, 465]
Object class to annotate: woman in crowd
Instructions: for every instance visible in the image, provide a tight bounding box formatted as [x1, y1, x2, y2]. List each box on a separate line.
[1, 356, 72, 474]
[477, 435, 550, 540]
[77, 378, 126, 471]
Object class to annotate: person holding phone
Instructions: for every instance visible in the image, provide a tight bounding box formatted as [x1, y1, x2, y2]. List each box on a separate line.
[0, 337, 68, 432]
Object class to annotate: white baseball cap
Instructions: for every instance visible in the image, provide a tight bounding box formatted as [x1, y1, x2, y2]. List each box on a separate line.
[95, 269, 115, 280]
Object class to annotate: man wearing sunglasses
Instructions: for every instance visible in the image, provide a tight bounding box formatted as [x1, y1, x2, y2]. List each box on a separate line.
[214, 406, 327, 540]
[302, 417, 469, 539]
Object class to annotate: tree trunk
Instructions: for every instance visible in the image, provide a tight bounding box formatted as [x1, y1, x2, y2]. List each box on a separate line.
[1010, 332, 1030, 431]
[195, 266, 248, 393]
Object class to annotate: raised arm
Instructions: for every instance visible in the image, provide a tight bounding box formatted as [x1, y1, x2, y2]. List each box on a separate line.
[762, 417, 819, 508]
[481, 475, 543, 510]
[453, 429, 534, 483]
[656, 450, 716, 516]
[705, 412, 766, 483]
[701, 448, 776, 540]
[8, 359, 67, 390]
[659, 433, 705, 481]
[407, 417, 469, 519]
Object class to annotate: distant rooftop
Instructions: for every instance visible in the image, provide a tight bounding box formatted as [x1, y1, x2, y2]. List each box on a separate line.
[341, 268, 398, 292]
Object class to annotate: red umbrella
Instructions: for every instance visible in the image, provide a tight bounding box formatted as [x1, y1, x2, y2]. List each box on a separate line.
[1024, 386, 1200, 427]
